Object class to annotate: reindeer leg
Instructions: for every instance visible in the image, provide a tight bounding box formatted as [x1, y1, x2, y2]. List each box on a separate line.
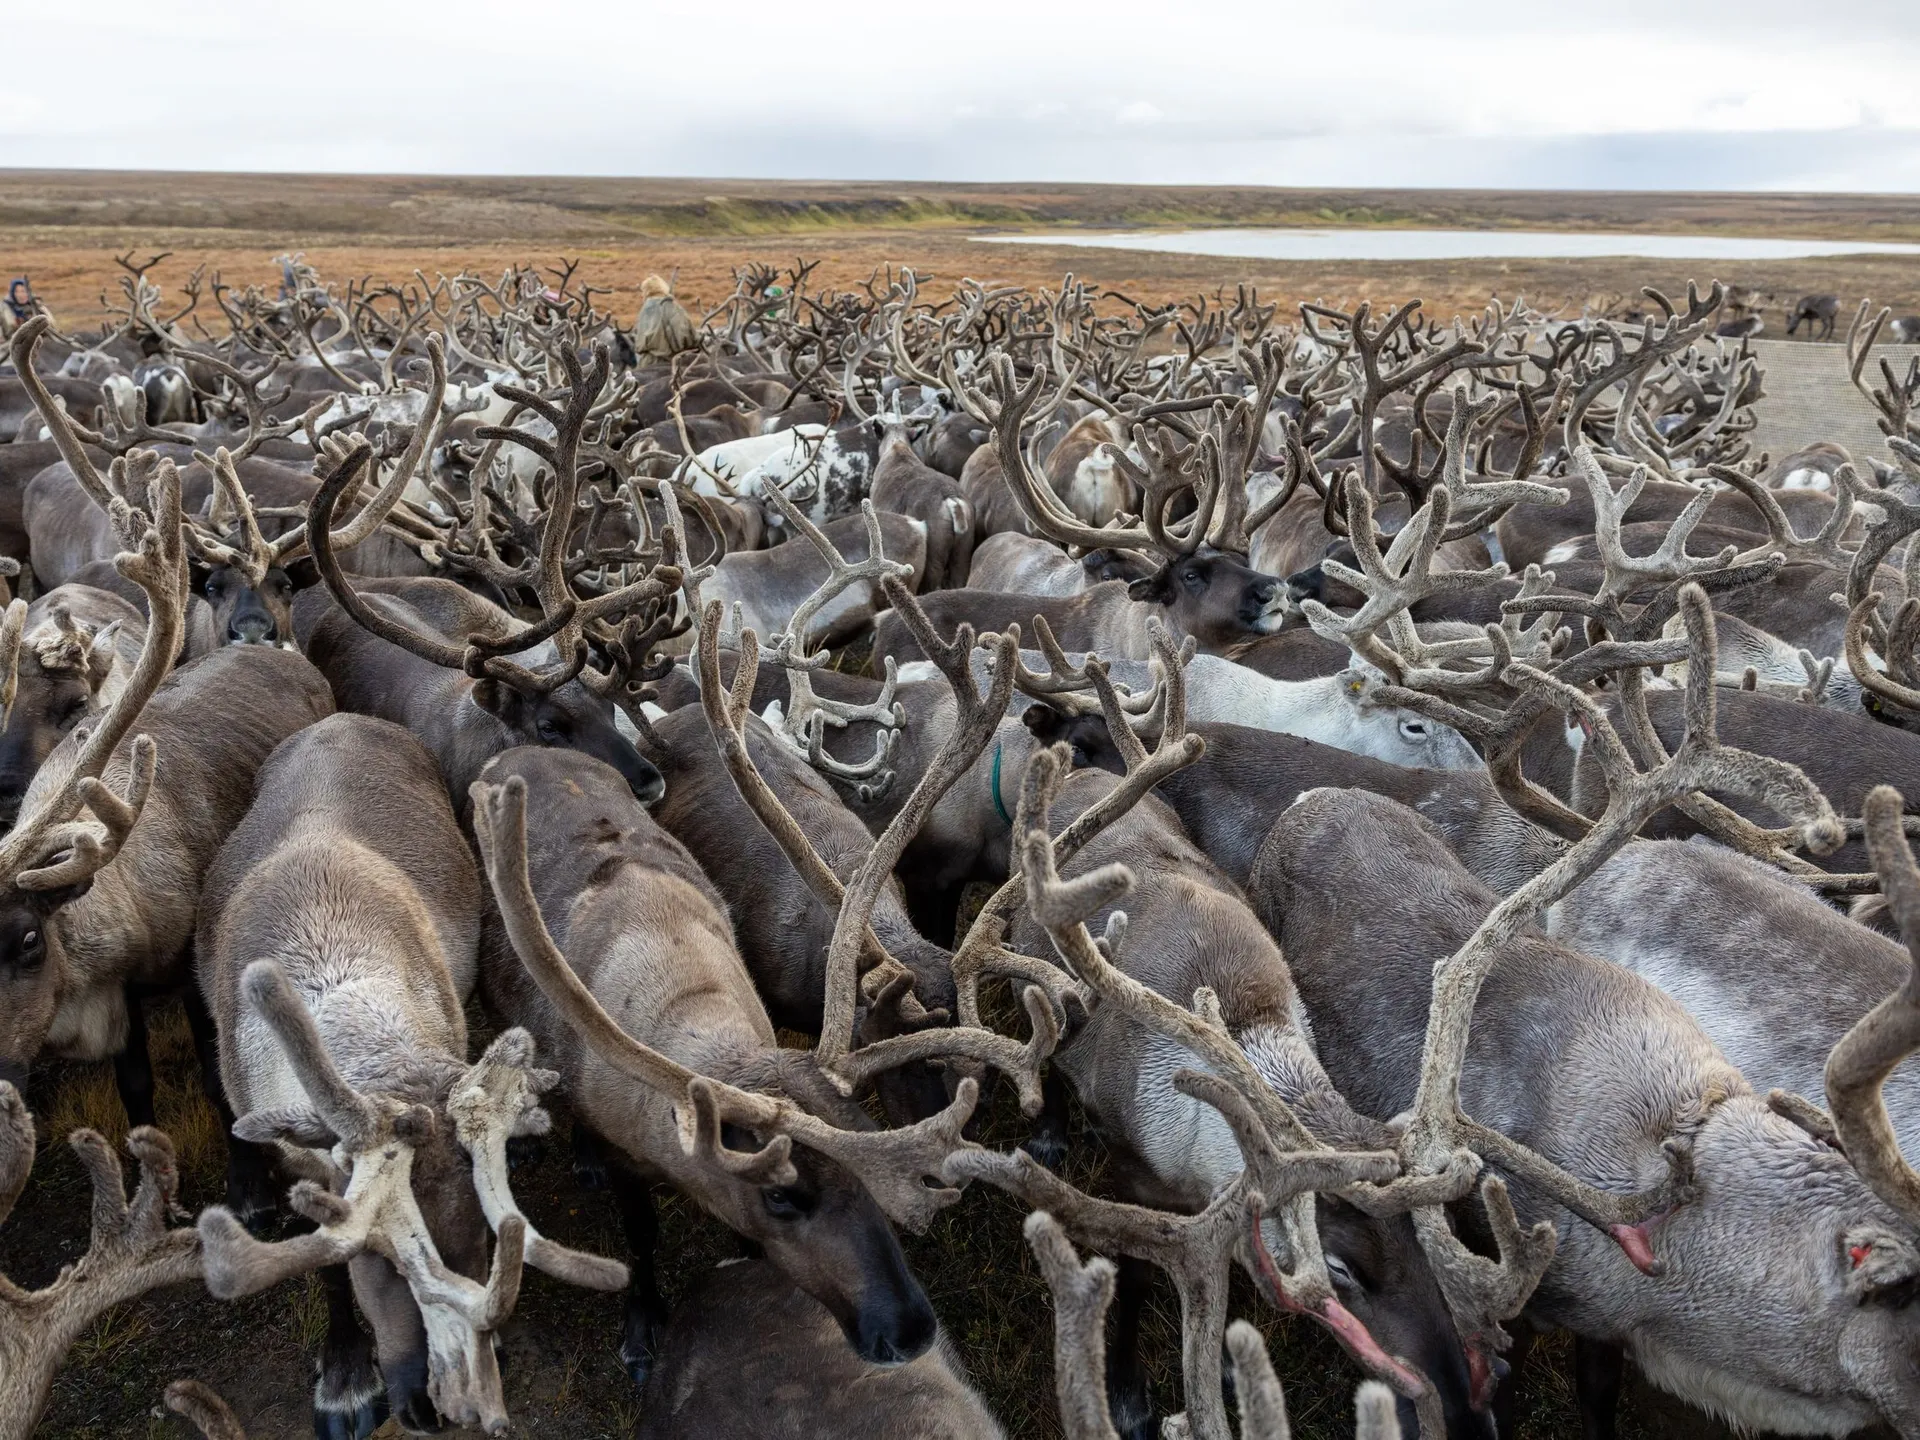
[1492, 1322, 1538, 1439]
[185, 983, 279, 1234]
[902, 876, 965, 948]
[610, 1163, 670, 1389]
[313, 1263, 386, 1440]
[1021, 1067, 1073, 1171]
[571, 1121, 611, 1191]
[112, 984, 157, 1129]
[1574, 1335, 1625, 1440]
[1105, 1255, 1156, 1440]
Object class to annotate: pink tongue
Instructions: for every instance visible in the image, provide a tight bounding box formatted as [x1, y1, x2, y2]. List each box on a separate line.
[1314, 1297, 1427, 1398]
[1608, 1221, 1663, 1276]
[1467, 1345, 1496, 1411]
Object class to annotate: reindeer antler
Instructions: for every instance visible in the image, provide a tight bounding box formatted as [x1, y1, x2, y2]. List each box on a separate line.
[0, 1083, 202, 1440]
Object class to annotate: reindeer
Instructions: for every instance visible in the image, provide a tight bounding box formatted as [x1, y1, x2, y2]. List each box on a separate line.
[0, 583, 145, 824]
[635, 1260, 1006, 1440]
[965, 531, 1157, 597]
[470, 746, 949, 1383]
[193, 712, 625, 1434]
[468, 556, 1076, 1385]
[1247, 783, 1920, 1438]
[0, 452, 334, 1122]
[1007, 756, 1488, 1439]
[872, 424, 975, 590]
[1788, 294, 1842, 339]
[296, 344, 679, 816]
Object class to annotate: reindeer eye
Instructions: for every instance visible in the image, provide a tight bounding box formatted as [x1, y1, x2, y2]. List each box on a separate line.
[1324, 1254, 1358, 1291]
[762, 1186, 814, 1219]
[1399, 719, 1429, 740]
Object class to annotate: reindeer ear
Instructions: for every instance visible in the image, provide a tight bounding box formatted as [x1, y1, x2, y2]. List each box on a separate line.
[233, 1105, 337, 1148]
[1842, 1224, 1920, 1303]
[470, 678, 513, 719]
[1021, 703, 1068, 743]
[1127, 566, 1174, 605]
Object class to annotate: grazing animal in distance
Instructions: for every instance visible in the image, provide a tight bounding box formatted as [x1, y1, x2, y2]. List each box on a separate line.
[1787, 293, 1841, 339]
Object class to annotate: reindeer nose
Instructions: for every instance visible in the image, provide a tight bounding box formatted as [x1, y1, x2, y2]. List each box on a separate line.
[229, 615, 276, 646]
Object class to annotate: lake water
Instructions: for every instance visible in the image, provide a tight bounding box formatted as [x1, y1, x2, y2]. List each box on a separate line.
[972, 228, 1920, 262]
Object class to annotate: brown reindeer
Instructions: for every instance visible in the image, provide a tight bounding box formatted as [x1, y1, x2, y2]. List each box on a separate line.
[193, 712, 624, 1434]
[295, 344, 681, 816]
[0, 449, 334, 1122]
[0, 583, 144, 825]
[872, 424, 975, 590]
[635, 1260, 1005, 1440]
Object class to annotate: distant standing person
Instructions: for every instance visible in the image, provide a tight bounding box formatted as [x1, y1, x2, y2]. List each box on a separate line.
[633, 274, 697, 362]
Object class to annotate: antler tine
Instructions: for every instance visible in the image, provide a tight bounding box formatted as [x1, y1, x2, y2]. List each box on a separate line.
[1022, 1211, 1121, 1440]
[1713, 459, 1862, 571]
[9, 315, 119, 512]
[1576, 448, 1736, 605]
[1436, 382, 1569, 536]
[184, 447, 275, 586]
[166, 1382, 251, 1436]
[447, 1028, 631, 1291]
[164, 1381, 249, 1440]
[1, 1086, 203, 1440]
[1827, 785, 1920, 1228]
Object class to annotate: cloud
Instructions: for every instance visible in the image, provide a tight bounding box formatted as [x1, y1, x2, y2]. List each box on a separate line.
[1, 0, 1915, 189]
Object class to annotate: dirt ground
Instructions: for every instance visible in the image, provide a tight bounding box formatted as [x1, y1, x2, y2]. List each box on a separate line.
[3, 171, 1918, 327]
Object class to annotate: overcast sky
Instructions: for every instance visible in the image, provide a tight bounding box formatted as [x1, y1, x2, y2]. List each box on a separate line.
[6, 0, 1918, 190]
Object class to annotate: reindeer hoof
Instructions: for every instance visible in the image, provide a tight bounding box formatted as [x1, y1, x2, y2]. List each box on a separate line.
[506, 1133, 546, 1172]
[1022, 1132, 1069, 1172]
[1108, 1372, 1153, 1440]
[227, 1158, 282, 1237]
[621, 1311, 664, 1391]
[312, 1357, 386, 1440]
[571, 1127, 611, 1190]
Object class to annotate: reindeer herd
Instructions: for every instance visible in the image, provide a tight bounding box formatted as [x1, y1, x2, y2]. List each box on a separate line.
[2, 254, 1920, 1440]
